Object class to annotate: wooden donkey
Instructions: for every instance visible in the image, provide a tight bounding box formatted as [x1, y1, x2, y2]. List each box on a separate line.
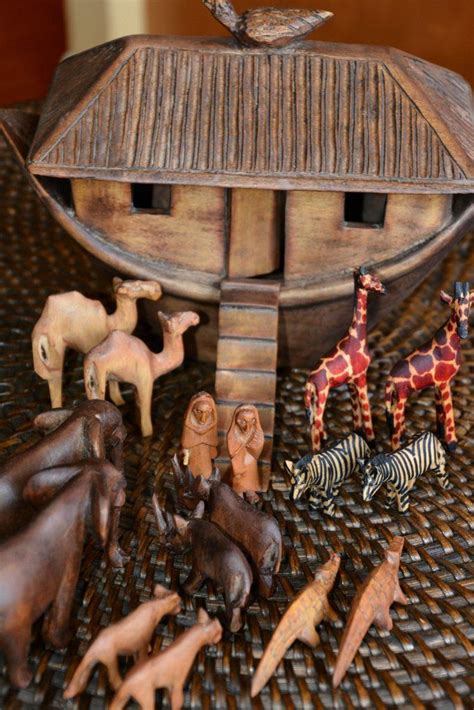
[109, 608, 222, 710]
[84, 311, 200, 437]
[0, 461, 121, 688]
[305, 267, 387, 451]
[32, 277, 162, 408]
[64, 585, 182, 697]
[385, 281, 472, 450]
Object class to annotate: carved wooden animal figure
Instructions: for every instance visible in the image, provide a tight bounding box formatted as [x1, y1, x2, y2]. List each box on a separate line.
[227, 404, 264, 494]
[305, 267, 386, 451]
[109, 608, 222, 710]
[202, 0, 333, 48]
[64, 585, 182, 697]
[84, 310, 200, 437]
[181, 391, 218, 478]
[360, 432, 448, 513]
[385, 282, 472, 450]
[285, 433, 370, 515]
[173, 462, 282, 598]
[251, 552, 340, 697]
[333, 536, 408, 688]
[0, 400, 127, 567]
[0, 462, 119, 688]
[32, 278, 162, 408]
[152, 497, 252, 632]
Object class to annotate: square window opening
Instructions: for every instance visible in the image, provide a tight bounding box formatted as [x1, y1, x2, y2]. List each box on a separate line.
[132, 184, 172, 214]
[344, 193, 387, 228]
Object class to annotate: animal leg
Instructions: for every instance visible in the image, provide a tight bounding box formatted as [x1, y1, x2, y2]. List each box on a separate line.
[396, 491, 410, 514]
[353, 374, 374, 443]
[109, 380, 126, 407]
[308, 491, 323, 510]
[434, 387, 446, 439]
[182, 567, 206, 595]
[42, 564, 81, 648]
[310, 386, 329, 452]
[136, 382, 153, 438]
[438, 382, 457, 451]
[349, 383, 363, 433]
[227, 604, 243, 634]
[321, 491, 336, 517]
[434, 447, 451, 490]
[107, 505, 129, 569]
[374, 608, 393, 631]
[109, 686, 132, 710]
[63, 651, 99, 698]
[105, 656, 123, 692]
[394, 582, 409, 606]
[385, 484, 397, 509]
[170, 685, 185, 710]
[1, 627, 33, 688]
[48, 375, 63, 409]
[391, 395, 407, 450]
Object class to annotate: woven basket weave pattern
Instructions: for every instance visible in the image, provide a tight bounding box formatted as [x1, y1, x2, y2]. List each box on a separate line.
[0, 121, 473, 709]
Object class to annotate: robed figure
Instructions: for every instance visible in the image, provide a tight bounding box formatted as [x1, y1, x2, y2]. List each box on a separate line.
[181, 392, 218, 478]
[227, 404, 264, 494]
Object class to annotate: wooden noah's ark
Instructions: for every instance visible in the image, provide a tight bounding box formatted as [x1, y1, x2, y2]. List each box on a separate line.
[1, 3, 473, 484]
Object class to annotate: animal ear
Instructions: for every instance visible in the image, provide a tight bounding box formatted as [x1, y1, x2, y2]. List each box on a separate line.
[23, 464, 83, 505]
[440, 290, 453, 305]
[112, 277, 124, 291]
[285, 460, 294, 474]
[197, 607, 210, 624]
[33, 409, 73, 433]
[173, 514, 189, 535]
[191, 501, 205, 519]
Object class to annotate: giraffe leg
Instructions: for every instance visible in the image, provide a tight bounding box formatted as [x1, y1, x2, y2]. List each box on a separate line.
[438, 382, 457, 451]
[391, 395, 407, 451]
[349, 383, 363, 434]
[434, 387, 446, 440]
[311, 387, 329, 452]
[353, 374, 375, 444]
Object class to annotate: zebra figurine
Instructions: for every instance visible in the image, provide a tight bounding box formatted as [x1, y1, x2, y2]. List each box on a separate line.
[359, 432, 449, 513]
[285, 433, 371, 516]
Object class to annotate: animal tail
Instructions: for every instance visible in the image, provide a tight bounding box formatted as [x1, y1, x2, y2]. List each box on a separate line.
[251, 620, 297, 697]
[84, 359, 101, 400]
[332, 605, 373, 688]
[384, 381, 396, 434]
[63, 650, 97, 699]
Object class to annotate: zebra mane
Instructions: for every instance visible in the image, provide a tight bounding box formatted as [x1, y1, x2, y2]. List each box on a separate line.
[368, 453, 388, 469]
[296, 452, 314, 469]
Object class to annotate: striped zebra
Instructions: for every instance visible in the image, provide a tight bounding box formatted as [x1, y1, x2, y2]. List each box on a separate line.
[285, 433, 371, 516]
[360, 432, 449, 513]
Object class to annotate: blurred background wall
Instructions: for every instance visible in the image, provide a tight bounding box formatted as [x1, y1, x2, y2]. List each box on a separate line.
[1, 0, 473, 106]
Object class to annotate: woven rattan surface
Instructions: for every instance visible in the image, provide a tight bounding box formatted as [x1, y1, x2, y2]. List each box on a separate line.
[0, 119, 473, 710]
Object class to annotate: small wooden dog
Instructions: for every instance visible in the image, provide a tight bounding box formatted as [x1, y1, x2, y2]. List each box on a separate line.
[251, 552, 340, 697]
[109, 608, 222, 710]
[360, 432, 449, 512]
[152, 497, 253, 632]
[333, 536, 408, 687]
[286, 433, 370, 515]
[64, 585, 182, 697]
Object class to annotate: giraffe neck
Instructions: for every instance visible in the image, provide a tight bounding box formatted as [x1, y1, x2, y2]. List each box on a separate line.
[435, 312, 461, 351]
[350, 287, 368, 340]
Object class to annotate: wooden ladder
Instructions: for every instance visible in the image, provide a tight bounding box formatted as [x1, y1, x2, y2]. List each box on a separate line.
[215, 278, 281, 490]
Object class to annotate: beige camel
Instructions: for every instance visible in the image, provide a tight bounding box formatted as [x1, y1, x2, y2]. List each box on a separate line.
[84, 311, 200, 437]
[63, 585, 181, 697]
[32, 278, 162, 408]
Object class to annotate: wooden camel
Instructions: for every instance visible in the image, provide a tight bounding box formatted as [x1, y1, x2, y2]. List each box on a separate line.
[0, 461, 120, 688]
[64, 585, 182, 697]
[385, 281, 472, 450]
[32, 277, 162, 408]
[84, 310, 200, 437]
[109, 608, 222, 710]
[304, 267, 386, 451]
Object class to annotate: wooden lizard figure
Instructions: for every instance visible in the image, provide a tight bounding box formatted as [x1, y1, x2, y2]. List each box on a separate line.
[251, 552, 341, 697]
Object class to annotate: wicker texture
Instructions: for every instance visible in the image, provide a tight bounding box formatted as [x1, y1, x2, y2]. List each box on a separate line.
[0, 121, 473, 709]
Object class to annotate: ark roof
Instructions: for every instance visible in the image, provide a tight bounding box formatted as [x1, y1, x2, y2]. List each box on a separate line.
[28, 35, 474, 192]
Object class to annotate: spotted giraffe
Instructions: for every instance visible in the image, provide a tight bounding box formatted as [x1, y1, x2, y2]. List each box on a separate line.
[304, 267, 387, 451]
[385, 281, 472, 451]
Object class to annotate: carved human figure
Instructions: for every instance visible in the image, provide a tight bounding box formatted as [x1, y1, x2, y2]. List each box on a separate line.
[181, 392, 218, 478]
[227, 404, 264, 494]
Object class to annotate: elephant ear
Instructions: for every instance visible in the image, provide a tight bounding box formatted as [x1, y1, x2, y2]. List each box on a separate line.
[23, 464, 83, 505]
[33, 409, 73, 433]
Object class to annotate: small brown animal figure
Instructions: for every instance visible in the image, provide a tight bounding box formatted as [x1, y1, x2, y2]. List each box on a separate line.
[32, 278, 162, 408]
[251, 551, 340, 696]
[109, 607, 222, 710]
[0, 461, 120, 688]
[332, 536, 409, 688]
[0, 400, 127, 567]
[173, 461, 282, 598]
[64, 585, 182, 697]
[227, 404, 264, 495]
[181, 391, 218, 478]
[84, 310, 200, 437]
[152, 497, 252, 632]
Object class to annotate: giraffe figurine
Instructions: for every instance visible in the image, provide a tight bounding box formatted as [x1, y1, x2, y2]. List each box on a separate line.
[304, 267, 386, 451]
[385, 281, 472, 451]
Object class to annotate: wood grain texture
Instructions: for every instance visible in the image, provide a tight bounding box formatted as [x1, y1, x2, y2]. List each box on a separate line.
[28, 37, 473, 191]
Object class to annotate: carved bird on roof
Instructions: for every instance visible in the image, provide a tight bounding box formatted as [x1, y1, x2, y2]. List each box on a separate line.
[202, 0, 333, 48]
